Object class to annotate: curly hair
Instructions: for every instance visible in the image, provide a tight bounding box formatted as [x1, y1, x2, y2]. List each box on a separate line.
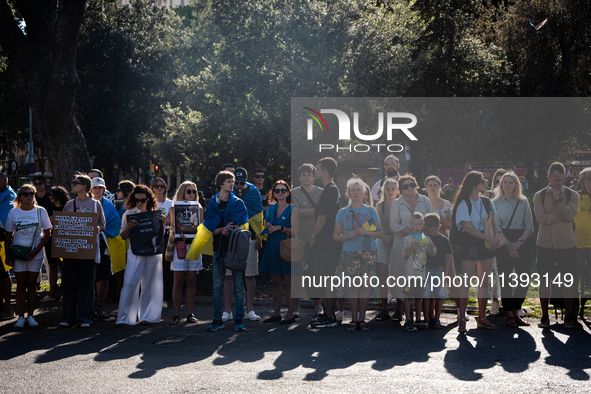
[126, 184, 158, 211]
[49, 186, 69, 207]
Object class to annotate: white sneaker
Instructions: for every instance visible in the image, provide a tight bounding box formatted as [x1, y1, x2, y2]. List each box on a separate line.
[80, 323, 90, 328]
[59, 321, 70, 327]
[26, 316, 39, 327]
[222, 311, 233, 322]
[315, 305, 324, 316]
[335, 311, 344, 322]
[490, 299, 500, 316]
[15, 316, 26, 328]
[245, 311, 261, 321]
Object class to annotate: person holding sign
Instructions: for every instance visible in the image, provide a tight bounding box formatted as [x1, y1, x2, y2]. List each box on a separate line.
[167, 181, 204, 325]
[60, 174, 106, 328]
[5, 184, 52, 328]
[117, 185, 165, 326]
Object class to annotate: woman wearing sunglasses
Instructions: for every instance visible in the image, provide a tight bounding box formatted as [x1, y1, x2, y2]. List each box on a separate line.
[5, 185, 52, 327]
[116, 185, 165, 326]
[259, 180, 299, 325]
[60, 174, 106, 328]
[389, 174, 434, 325]
[168, 181, 204, 326]
[151, 177, 173, 309]
[453, 171, 501, 331]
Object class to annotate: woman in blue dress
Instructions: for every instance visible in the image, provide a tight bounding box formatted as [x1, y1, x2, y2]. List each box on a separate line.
[260, 180, 299, 325]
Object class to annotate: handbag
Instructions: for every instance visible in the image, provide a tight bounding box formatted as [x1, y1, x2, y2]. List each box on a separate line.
[280, 235, 305, 263]
[164, 229, 175, 262]
[175, 240, 187, 259]
[10, 208, 40, 260]
[501, 200, 529, 254]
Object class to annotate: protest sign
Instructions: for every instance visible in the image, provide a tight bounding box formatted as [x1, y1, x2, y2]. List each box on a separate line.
[128, 211, 165, 256]
[52, 212, 98, 260]
[172, 201, 200, 239]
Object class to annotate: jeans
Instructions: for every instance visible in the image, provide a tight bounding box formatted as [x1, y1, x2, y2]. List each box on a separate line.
[212, 250, 244, 321]
[62, 259, 97, 325]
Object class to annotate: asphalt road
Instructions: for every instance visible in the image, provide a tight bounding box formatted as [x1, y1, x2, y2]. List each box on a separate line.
[2, 300, 591, 393]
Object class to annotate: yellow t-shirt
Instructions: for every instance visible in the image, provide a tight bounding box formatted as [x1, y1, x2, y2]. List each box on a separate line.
[574, 194, 591, 248]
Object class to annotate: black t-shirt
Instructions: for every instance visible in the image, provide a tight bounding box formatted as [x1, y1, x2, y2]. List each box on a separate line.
[257, 187, 269, 207]
[36, 192, 53, 217]
[426, 233, 453, 269]
[213, 199, 229, 253]
[315, 181, 340, 242]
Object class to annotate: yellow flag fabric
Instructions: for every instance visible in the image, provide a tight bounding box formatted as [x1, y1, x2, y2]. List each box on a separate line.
[0, 241, 10, 272]
[186, 222, 250, 259]
[249, 211, 266, 241]
[106, 235, 127, 274]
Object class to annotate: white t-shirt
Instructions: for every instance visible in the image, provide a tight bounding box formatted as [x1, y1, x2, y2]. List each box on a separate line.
[157, 199, 173, 230]
[6, 206, 52, 258]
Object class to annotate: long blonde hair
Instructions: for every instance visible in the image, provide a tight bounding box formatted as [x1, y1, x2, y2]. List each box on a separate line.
[378, 178, 399, 203]
[493, 172, 526, 202]
[173, 181, 198, 202]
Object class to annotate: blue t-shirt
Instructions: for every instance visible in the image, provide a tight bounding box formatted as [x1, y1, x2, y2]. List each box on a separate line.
[335, 206, 381, 251]
[455, 197, 496, 232]
[426, 233, 453, 269]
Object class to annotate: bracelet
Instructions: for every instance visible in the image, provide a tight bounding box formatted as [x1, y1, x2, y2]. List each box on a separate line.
[518, 238, 524, 243]
[281, 226, 284, 232]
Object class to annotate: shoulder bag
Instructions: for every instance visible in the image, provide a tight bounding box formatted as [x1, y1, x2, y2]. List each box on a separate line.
[278, 206, 305, 263]
[10, 208, 41, 260]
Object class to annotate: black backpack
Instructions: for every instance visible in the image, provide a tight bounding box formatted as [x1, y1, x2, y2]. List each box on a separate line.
[224, 228, 250, 271]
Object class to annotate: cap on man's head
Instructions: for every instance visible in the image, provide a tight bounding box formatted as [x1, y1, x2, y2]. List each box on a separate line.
[91, 177, 106, 188]
[235, 167, 248, 182]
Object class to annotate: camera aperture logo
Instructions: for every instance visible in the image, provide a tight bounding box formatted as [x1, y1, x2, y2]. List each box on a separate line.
[302, 107, 417, 153]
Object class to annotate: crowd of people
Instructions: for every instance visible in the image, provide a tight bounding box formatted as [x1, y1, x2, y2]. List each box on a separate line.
[0, 156, 589, 335]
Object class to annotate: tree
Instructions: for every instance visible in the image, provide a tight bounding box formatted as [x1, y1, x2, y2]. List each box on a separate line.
[0, 0, 91, 187]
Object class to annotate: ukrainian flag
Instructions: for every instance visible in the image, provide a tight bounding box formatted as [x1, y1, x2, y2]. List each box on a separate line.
[106, 235, 127, 274]
[186, 193, 249, 259]
[236, 182, 265, 241]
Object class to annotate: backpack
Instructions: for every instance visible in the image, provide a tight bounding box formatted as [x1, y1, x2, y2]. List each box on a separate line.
[450, 196, 492, 247]
[224, 228, 250, 271]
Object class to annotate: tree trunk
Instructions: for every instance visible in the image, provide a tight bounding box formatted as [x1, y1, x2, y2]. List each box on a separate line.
[0, 0, 90, 188]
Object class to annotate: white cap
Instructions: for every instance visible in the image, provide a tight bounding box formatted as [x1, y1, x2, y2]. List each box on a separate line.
[91, 177, 106, 188]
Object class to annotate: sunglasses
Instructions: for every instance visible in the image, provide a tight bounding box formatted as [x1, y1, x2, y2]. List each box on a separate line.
[185, 189, 197, 195]
[153, 185, 165, 189]
[401, 183, 417, 190]
[235, 182, 246, 186]
[21, 192, 35, 197]
[71, 180, 82, 186]
[480, 179, 487, 184]
[254, 175, 265, 179]
[34, 182, 44, 186]
[135, 198, 148, 204]
[274, 188, 288, 194]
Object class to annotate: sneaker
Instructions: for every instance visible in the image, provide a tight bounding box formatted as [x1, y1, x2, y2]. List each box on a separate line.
[490, 299, 500, 315]
[564, 315, 576, 329]
[404, 320, 417, 332]
[162, 301, 168, 309]
[314, 305, 324, 316]
[414, 320, 429, 330]
[15, 316, 26, 328]
[234, 321, 246, 331]
[40, 295, 57, 303]
[95, 307, 115, 322]
[310, 314, 338, 328]
[206, 320, 225, 331]
[392, 310, 403, 322]
[293, 307, 301, 319]
[244, 311, 261, 321]
[110, 309, 119, 317]
[0, 308, 15, 321]
[538, 315, 550, 328]
[376, 310, 390, 321]
[80, 323, 91, 328]
[335, 311, 344, 324]
[59, 321, 70, 328]
[26, 316, 39, 327]
[222, 311, 233, 322]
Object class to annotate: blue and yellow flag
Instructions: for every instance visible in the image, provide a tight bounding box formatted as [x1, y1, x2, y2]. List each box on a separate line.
[106, 235, 127, 274]
[186, 192, 249, 259]
[235, 182, 265, 240]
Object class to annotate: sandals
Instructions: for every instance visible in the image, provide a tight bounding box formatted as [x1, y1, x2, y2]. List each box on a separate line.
[514, 317, 530, 326]
[186, 314, 198, 324]
[347, 321, 359, 332]
[506, 318, 517, 328]
[458, 319, 467, 332]
[358, 321, 370, 332]
[169, 316, 180, 326]
[434, 320, 442, 329]
[477, 318, 498, 330]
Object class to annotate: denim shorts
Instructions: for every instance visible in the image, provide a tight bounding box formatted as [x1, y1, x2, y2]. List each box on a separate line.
[422, 267, 448, 299]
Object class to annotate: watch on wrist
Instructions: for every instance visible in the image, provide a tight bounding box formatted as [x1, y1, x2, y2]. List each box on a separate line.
[518, 238, 524, 243]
